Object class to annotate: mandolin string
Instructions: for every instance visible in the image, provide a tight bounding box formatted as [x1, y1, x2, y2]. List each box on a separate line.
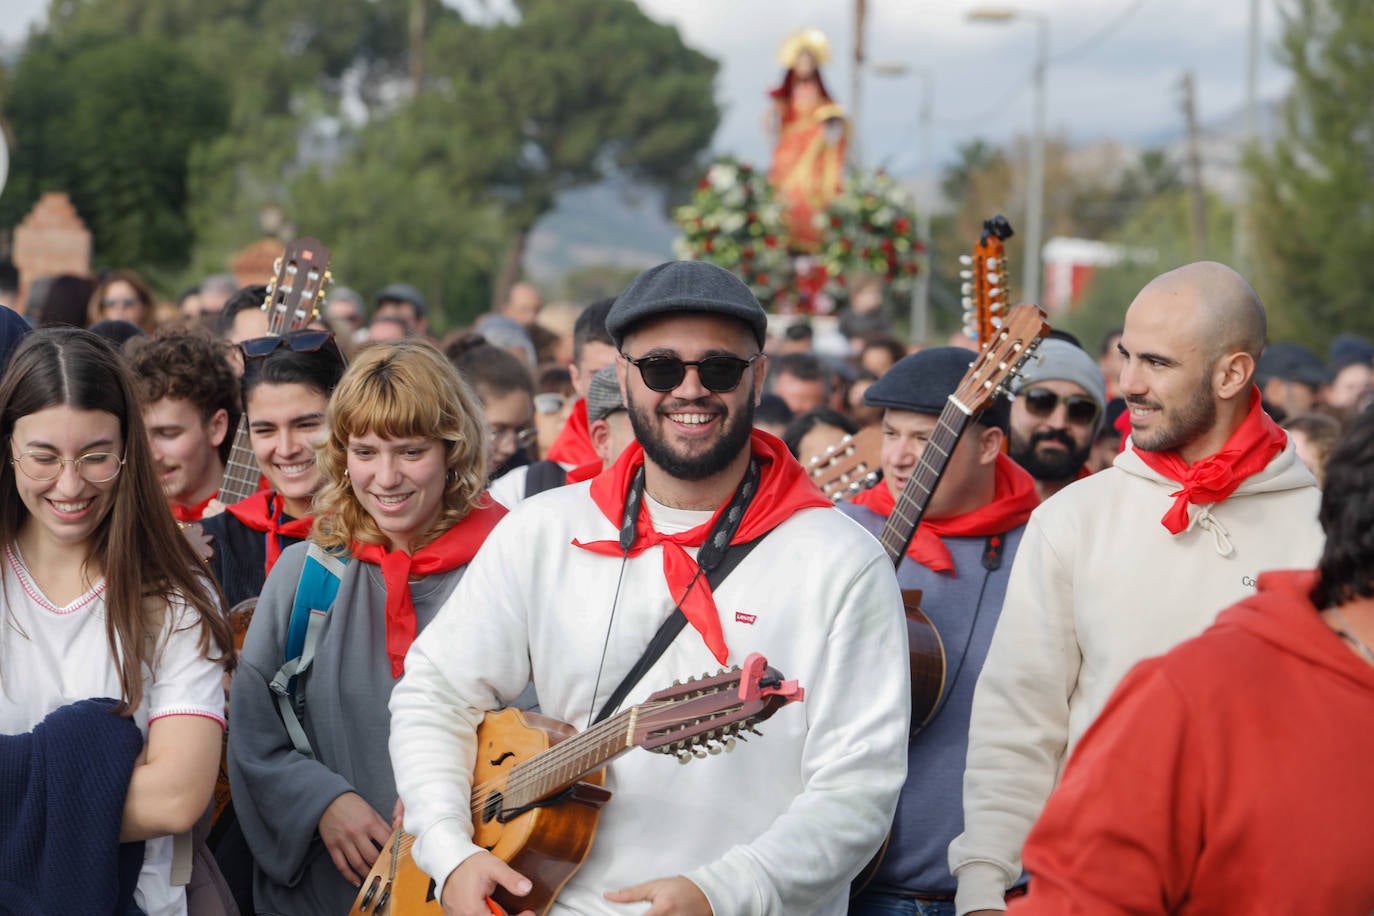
[466, 701, 665, 810]
[465, 698, 690, 808]
[466, 690, 736, 810]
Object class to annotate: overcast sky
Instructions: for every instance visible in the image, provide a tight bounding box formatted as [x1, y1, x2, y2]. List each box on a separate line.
[4, 0, 1289, 179]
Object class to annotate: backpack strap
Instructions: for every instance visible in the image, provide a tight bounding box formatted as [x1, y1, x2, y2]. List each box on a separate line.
[268, 543, 349, 759]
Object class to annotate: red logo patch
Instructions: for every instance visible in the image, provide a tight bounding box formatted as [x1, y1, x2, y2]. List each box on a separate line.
[734, 612, 757, 625]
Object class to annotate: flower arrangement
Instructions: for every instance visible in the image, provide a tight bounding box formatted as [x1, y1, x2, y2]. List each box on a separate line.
[817, 169, 923, 306]
[672, 157, 793, 308]
[673, 159, 923, 315]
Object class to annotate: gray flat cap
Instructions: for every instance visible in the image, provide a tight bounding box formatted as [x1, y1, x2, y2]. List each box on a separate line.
[607, 260, 767, 348]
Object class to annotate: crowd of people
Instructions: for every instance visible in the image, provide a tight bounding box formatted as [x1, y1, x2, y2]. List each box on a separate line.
[0, 251, 1372, 916]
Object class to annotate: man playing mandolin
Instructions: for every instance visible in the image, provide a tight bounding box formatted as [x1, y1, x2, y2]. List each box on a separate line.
[842, 347, 1040, 915]
[389, 259, 911, 916]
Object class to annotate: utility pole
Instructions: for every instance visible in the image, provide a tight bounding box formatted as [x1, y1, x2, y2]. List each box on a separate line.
[410, 0, 427, 96]
[850, 0, 868, 166]
[1234, 0, 1260, 272]
[1180, 71, 1208, 259]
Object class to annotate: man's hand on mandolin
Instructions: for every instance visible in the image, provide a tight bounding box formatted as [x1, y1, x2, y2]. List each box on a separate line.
[604, 875, 712, 915]
[441, 851, 534, 916]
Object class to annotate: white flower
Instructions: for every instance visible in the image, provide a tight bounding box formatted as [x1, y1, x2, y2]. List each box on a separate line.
[723, 187, 746, 208]
[708, 164, 738, 192]
[721, 212, 746, 234]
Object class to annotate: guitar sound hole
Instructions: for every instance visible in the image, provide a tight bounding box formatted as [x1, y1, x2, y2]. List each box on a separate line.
[480, 791, 504, 824]
[489, 750, 516, 766]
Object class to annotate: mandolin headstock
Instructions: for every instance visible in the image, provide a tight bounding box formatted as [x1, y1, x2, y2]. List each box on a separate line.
[635, 653, 804, 763]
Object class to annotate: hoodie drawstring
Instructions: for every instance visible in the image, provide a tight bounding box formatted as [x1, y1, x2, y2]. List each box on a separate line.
[1187, 504, 1235, 558]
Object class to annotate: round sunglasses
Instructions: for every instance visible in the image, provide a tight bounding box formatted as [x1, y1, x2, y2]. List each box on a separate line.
[1021, 386, 1102, 426]
[621, 352, 761, 393]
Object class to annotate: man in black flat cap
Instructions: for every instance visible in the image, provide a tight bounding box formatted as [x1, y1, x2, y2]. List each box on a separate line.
[841, 347, 1040, 916]
[390, 260, 911, 916]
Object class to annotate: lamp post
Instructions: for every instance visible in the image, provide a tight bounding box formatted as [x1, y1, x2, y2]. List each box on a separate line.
[968, 6, 1048, 307]
[872, 63, 934, 344]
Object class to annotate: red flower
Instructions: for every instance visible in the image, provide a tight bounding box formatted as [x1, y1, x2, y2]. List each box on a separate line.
[893, 217, 911, 234]
[859, 247, 871, 259]
[881, 239, 895, 252]
[904, 262, 918, 274]
[697, 179, 710, 191]
[831, 215, 843, 228]
[704, 238, 714, 253]
[756, 273, 770, 285]
[764, 235, 778, 248]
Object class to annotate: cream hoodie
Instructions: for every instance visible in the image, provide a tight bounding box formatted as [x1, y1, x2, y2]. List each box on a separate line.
[949, 439, 1323, 914]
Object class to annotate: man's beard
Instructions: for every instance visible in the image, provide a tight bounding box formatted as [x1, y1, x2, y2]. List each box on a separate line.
[1009, 428, 1092, 482]
[1129, 373, 1216, 454]
[628, 396, 755, 481]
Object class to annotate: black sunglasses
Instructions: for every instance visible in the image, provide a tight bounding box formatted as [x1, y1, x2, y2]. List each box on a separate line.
[621, 352, 762, 393]
[1022, 386, 1101, 426]
[240, 329, 341, 361]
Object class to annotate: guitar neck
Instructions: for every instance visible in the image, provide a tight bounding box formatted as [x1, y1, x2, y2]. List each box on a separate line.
[878, 399, 974, 567]
[217, 420, 261, 505]
[499, 707, 638, 810]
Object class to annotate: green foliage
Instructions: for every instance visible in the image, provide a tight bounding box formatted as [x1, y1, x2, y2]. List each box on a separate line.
[1248, 0, 1374, 348]
[1063, 188, 1235, 351]
[428, 0, 720, 231]
[1, 32, 230, 270]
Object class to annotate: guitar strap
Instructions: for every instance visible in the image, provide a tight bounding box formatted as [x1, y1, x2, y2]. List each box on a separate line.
[593, 460, 765, 725]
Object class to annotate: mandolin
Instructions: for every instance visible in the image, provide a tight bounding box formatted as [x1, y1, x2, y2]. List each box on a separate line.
[349, 653, 803, 916]
[959, 214, 1014, 348]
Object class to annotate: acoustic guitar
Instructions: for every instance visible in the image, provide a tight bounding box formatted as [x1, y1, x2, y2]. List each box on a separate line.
[805, 427, 881, 502]
[349, 653, 804, 916]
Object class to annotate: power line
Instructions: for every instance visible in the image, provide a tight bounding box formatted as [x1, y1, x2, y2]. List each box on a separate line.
[1049, 0, 1151, 65]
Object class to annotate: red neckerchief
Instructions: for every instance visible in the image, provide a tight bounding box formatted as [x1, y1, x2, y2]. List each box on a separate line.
[545, 400, 599, 467]
[1131, 386, 1287, 535]
[351, 499, 508, 677]
[564, 458, 603, 485]
[572, 430, 830, 664]
[851, 453, 1040, 576]
[226, 490, 313, 577]
[170, 493, 215, 523]
[1115, 404, 1132, 453]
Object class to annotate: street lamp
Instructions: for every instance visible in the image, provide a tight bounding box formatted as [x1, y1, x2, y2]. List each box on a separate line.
[871, 63, 935, 344]
[968, 6, 1048, 307]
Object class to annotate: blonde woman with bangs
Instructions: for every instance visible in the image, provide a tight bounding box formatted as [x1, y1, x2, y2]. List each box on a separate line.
[226, 340, 508, 916]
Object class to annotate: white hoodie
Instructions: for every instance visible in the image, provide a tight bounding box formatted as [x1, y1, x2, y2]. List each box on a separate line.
[949, 438, 1323, 914]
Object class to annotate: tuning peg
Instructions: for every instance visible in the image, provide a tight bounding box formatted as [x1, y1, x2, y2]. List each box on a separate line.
[676, 750, 692, 765]
[987, 257, 1000, 269]
[723, 737, 737, 752]
[959, 269, 973, 280]
[708, 742, 723, 756]
[986, 271, 1000, 284]
[692, 746, 709, 759]
[991, 316, 1004, 328]
[960, 282, 973, 295]
[960, 296, 973, 309]
[959, 254, 973, 265]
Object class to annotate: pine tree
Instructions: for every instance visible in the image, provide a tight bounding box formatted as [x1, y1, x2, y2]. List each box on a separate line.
[1248, 0, 1374, 348]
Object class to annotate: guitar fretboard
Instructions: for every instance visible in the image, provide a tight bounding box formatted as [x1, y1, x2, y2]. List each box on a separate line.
[877, 398, 973, 567]
[217, 422, 261, 505]
[501, 707, 637, 809]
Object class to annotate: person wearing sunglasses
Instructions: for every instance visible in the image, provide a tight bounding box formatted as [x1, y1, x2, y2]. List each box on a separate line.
[391, 260, 910, 916]
[1006, 337, 1108, 502]
[0, 329, 233, 915]
[227, 340, 506, 916]
[86, 269, 158, 335]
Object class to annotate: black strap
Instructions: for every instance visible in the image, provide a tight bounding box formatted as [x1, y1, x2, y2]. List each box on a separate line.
[524, 460, 569, 498]
[593, 535, 764, 724]
[594, 458, 764, 724]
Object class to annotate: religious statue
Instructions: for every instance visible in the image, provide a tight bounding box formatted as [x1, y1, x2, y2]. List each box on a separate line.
[767, 29, 848, 253]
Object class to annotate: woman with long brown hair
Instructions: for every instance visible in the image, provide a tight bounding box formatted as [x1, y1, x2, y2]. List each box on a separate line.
[0, 328, 233, 915]
[227, 339, 507, 915]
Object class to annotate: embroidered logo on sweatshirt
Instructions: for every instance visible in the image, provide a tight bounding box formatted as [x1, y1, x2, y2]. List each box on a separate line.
[1242, 575, 1258, 588]
[735, 611, 757, 625]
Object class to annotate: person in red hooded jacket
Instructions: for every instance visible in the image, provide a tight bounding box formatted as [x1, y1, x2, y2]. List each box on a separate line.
[1009, 403, 1374, 915]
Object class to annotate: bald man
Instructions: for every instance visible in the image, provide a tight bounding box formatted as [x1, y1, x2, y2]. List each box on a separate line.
[950, 262, 1325, 915]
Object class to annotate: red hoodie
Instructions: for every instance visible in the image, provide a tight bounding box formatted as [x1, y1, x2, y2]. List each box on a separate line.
[1010, 570, 1374, 915]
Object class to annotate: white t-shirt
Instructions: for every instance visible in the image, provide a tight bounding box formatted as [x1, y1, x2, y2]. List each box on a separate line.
[0, 545, 226, 916]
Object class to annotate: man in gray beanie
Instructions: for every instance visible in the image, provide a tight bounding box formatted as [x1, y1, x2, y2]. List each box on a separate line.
[1006, 337, 1107, 501]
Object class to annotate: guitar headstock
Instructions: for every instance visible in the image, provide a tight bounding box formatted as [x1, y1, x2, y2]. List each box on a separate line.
[263, 237, 333, 336]
[636, 653, 803, 763]
[804, 427, 881, 502]
[959, 215, 1014, 347]
[951, 303, 1050, 414]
